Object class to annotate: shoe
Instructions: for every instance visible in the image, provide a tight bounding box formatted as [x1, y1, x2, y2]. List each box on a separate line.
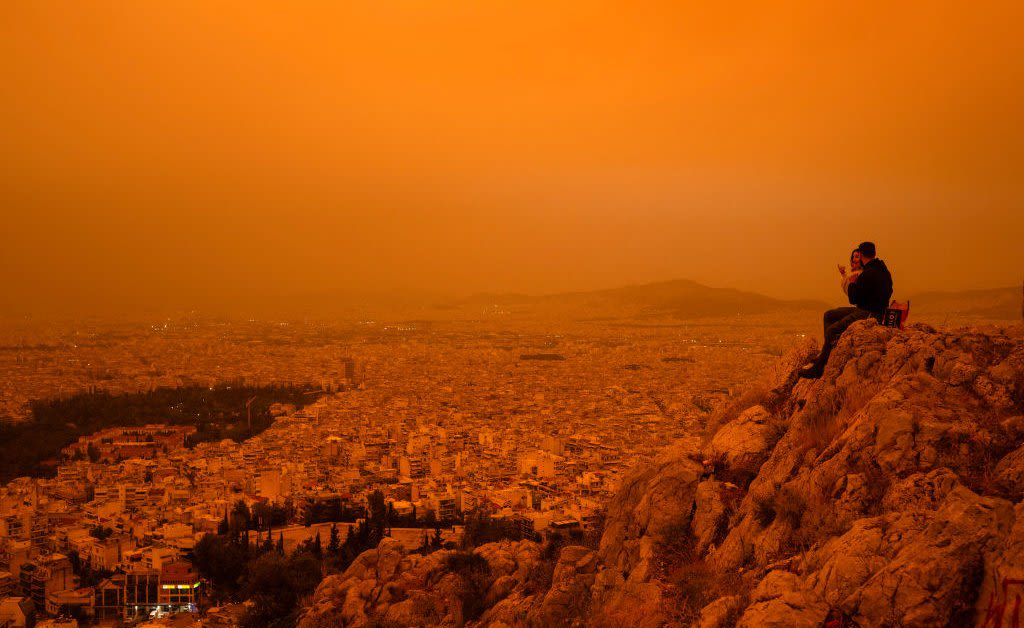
[798, 365, 823, 379]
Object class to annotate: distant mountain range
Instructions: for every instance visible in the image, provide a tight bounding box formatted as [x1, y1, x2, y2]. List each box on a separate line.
[454, 280, 1023, 323]
[459, 279, 827, 319]
[909, 285, 1022, 322]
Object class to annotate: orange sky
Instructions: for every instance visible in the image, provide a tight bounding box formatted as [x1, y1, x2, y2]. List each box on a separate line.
[2, 1, 1022, 315]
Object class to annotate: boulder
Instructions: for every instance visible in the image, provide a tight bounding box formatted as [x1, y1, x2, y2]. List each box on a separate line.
[707, 405, 779, 475]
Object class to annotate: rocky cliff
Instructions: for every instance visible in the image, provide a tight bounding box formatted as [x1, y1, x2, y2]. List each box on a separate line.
[299, 320, 1024, 627]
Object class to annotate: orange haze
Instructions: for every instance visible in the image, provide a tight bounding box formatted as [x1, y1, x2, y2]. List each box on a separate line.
[2, 1, 1022, 316]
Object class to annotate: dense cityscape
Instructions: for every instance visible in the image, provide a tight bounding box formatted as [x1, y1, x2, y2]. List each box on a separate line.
[0, 308, 810, 627]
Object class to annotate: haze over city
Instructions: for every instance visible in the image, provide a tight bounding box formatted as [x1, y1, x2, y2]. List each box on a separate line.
[2, 1, 1022, 317]
[2, 4, 1024, 628]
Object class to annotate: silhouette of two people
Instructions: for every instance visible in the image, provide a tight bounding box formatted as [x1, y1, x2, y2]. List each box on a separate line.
[799, 241, 893, 379]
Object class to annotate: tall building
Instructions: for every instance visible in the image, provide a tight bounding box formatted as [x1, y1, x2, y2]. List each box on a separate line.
[123, 567, 159, 620]
[18, 554, 74, 611]
[158, 561, 200, 613]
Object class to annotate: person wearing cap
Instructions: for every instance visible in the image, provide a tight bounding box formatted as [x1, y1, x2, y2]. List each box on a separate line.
[799, 241, 893, 379]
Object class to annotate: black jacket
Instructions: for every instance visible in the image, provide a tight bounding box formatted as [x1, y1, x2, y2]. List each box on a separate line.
[848, 258, 893, 317]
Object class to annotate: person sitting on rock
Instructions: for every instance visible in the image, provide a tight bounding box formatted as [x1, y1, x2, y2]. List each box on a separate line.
[839, 247, 863, 296]
[799, 241, 893, 379]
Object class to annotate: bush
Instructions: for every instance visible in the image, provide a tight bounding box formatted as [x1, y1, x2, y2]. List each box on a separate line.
[445, 551, 493, 622]
[774, 487, 808, 530]
[461, 509, 524, 548]
[662, 560, 748, 626]
[751, 493, 776, 528]
[657, 519, 698, 565]
[796, 391, 843, 456]
[240, 551, 322, 628]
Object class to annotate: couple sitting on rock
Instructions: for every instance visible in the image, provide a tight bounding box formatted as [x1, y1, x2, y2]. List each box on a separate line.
[799, 241, 893, 379]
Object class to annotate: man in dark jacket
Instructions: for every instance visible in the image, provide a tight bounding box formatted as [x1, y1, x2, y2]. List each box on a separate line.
[799, 241, 893, 379]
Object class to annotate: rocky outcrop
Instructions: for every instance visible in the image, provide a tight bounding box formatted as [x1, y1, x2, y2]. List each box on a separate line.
[678, 321, 1023, 625]
[299, 538, 549, 627]
[299, 321, 1024, 626]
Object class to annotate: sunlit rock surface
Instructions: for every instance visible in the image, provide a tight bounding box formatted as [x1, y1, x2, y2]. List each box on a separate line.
[298, 321, 1024, 626]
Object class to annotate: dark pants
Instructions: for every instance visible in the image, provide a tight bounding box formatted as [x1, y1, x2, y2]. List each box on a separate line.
[812, 307, 874, 370]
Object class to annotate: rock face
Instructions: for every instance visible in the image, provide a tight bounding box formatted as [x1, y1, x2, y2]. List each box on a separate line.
[299, 321, 1024, 627]
[299, 538, 550, 627]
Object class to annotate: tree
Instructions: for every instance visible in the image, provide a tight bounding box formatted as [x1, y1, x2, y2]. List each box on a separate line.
[276, 532, 285, 555]
[194, 533, 247, 600]
[241, 551, 322, 628]
[461, 509, 522, 549]
[230, 500, 252, 539]
[368, 490, 386, 523]
[431, 526, 444, 550]
[252, 502, 272, 531]
[87, 443, 100, 463]
[327, 524, 341, 555]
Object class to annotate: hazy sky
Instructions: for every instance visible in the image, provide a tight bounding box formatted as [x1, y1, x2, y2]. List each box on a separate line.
[2, 1, 1022, 315]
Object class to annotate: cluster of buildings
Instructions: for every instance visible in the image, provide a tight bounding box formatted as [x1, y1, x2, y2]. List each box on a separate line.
[0, 313, 798, 625]
[0, 523, 200, 626]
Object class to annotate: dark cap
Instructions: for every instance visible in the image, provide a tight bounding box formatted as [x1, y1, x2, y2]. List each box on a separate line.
[857, 241, 876, 258]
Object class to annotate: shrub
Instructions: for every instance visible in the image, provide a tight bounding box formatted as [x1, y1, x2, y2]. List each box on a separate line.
[657, 519, 698, 565]
[751, 493, 776, 528]
[796, 390, 843, 456]
[774, 487, 808, 530]
[445, 551, 493, 622]
[662, 560, 749, 626]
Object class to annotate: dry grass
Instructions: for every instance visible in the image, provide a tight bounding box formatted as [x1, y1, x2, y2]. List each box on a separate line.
[751, 492, 776, 528]
[704, 384, 779, 442]
[793, 389, 843, 457]
[774, 486, 808, 530]
[935, 431, 1017, 498]
[654, 514, 752, 625]
[796, 383, 880, 459]
[661, 560, 750, 627]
